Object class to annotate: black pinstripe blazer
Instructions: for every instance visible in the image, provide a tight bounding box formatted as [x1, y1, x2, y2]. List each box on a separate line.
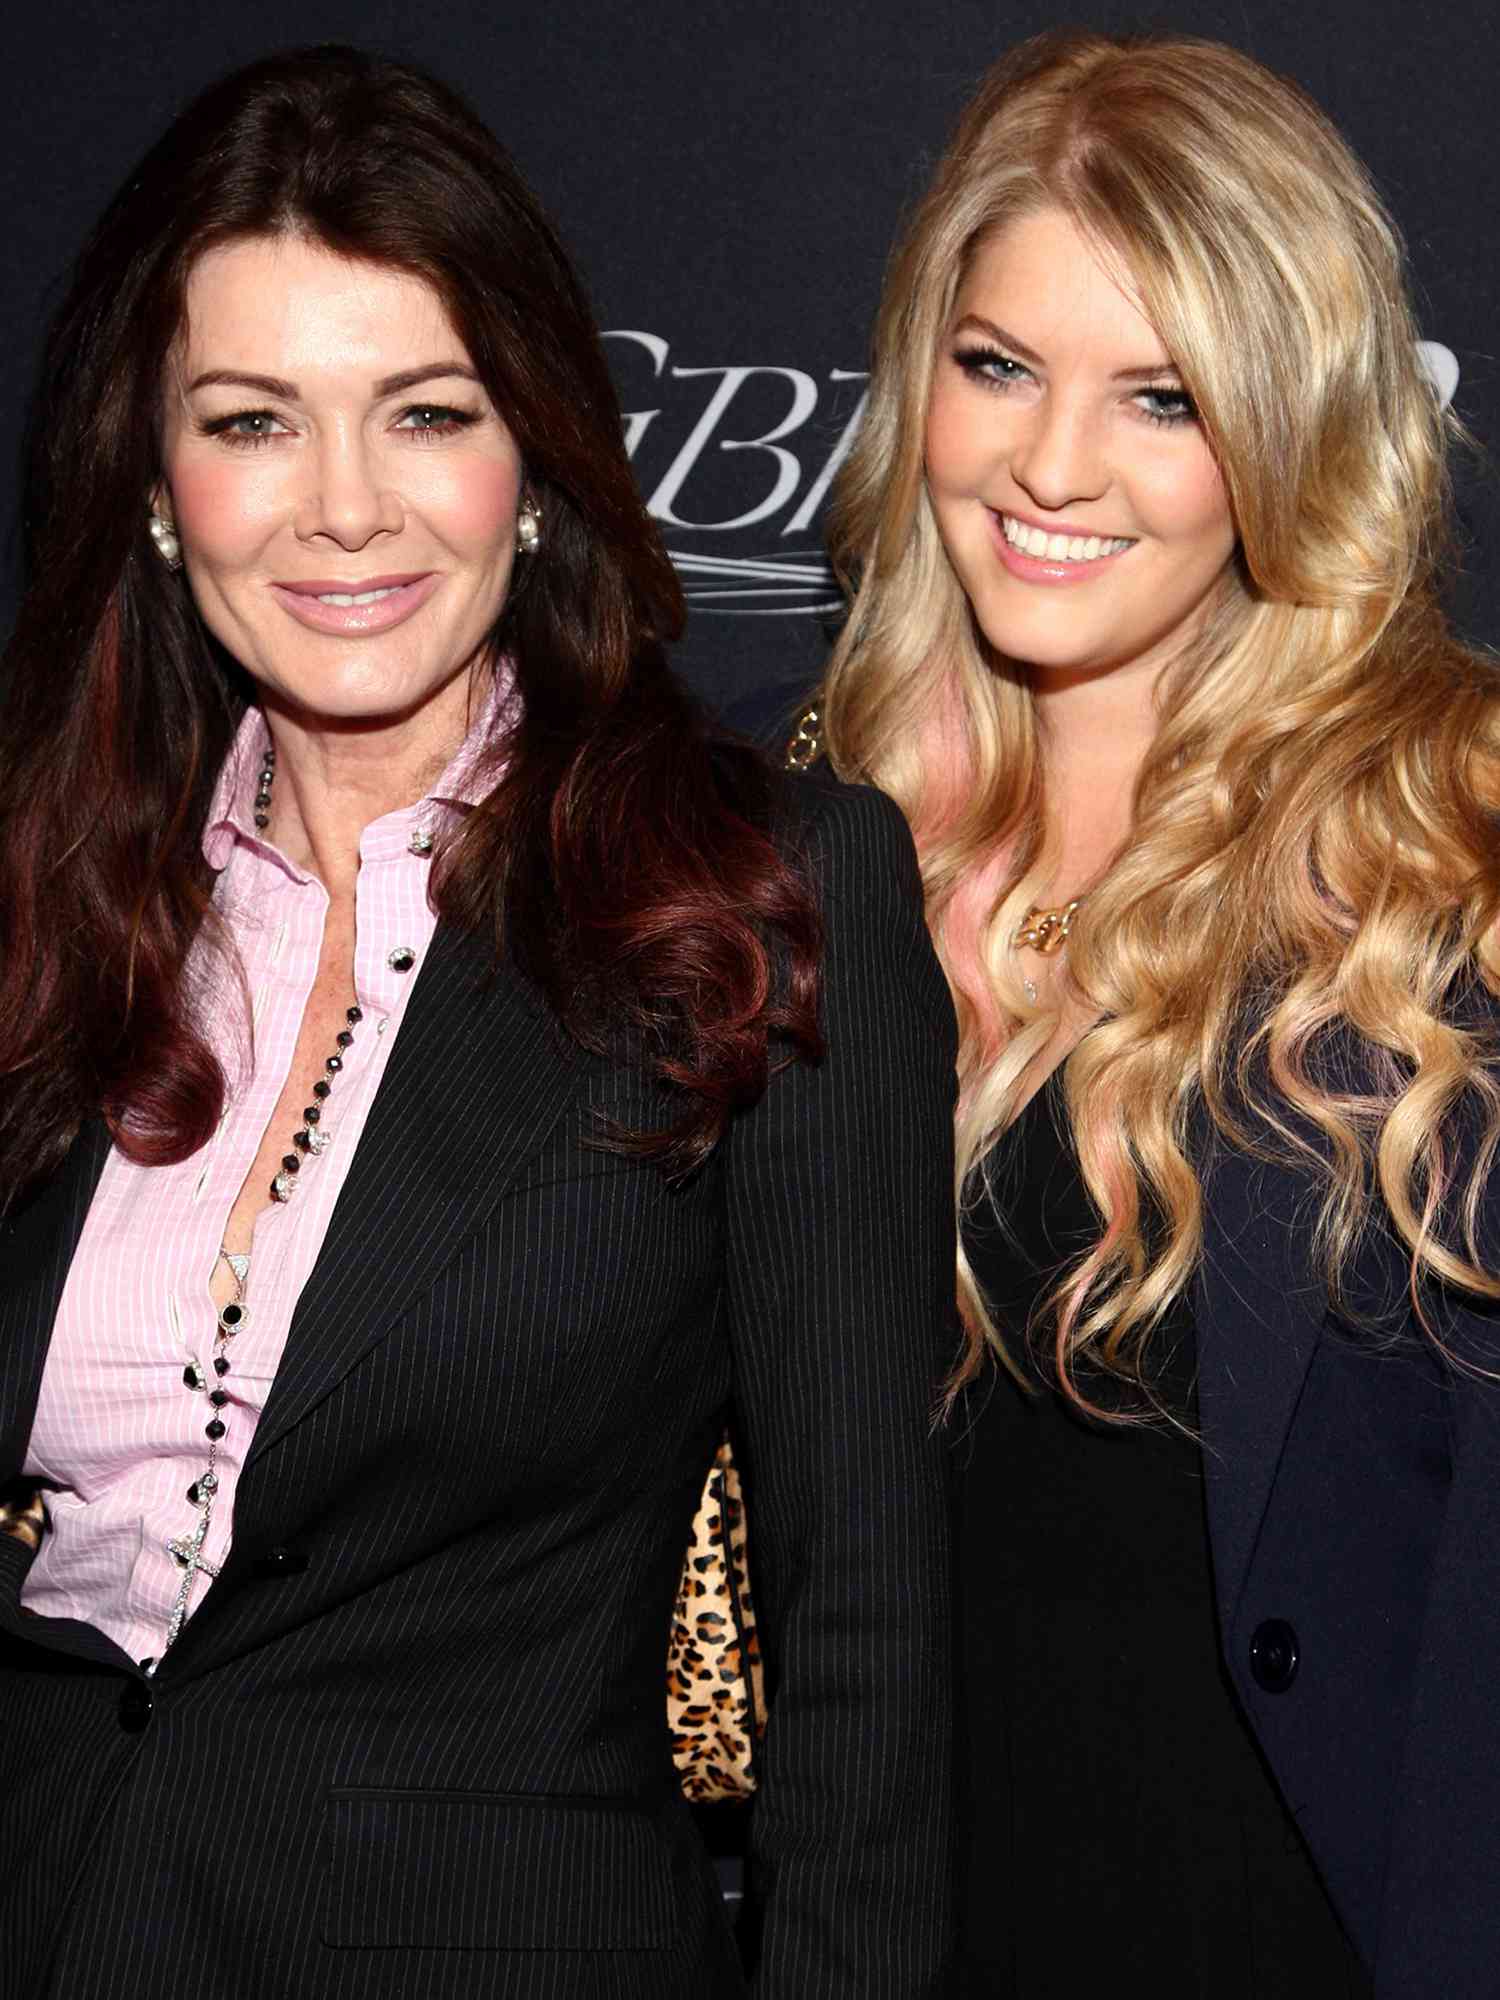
[0, 777, 958, 2000]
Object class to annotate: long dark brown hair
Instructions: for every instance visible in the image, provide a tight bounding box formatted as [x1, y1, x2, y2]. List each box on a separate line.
[0, 45, 820, 1200]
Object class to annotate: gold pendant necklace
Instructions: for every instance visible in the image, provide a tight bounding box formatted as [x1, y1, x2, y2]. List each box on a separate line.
[1014, 899, 1081, 956]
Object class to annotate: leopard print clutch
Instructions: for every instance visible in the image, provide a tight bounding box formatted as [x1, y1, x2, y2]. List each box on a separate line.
[665, 702, 824, 1805]
[667, 1433, 766, 1802]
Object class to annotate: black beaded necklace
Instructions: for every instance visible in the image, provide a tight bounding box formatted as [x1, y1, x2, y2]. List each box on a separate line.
[252, 737, 365, 1205]
[143, 736, 365, 1672]
[150, 1248, 245, 1671]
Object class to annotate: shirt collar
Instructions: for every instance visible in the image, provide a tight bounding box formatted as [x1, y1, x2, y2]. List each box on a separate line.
[201, 665, 517, 874]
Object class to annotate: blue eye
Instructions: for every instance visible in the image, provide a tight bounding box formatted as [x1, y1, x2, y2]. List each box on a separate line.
[953, 345, 1031, 389]
[201, 409, 287, 448]
[1136, 386, 1198, 427]
[395, 404, 480, 438]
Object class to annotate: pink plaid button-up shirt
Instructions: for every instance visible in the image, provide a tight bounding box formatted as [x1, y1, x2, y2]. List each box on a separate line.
[21, 696, 503, 1666]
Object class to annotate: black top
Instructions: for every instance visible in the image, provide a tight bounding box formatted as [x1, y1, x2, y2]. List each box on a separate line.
[954, 1069, 1369, 1997]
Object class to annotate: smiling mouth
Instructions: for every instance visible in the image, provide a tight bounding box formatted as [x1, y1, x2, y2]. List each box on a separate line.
[269, 571, 439, 635]
[998, 513, 1135, 563]
[274, 573, 431, 601]
[311, 585, 406, 607]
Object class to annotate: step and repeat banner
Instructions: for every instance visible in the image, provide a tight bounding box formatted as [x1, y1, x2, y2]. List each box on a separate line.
[2, 0, 1495, 716]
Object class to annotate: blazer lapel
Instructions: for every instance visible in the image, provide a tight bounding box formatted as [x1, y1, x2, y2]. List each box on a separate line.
[1194, 1140, 1325, 1626]
[0, 1120, 111, 1480]
[243, 924, 589, 1474]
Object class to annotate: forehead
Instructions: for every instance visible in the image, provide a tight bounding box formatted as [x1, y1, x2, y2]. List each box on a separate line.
[956, 207, 1171, 367]
[178, 236, 468, 379]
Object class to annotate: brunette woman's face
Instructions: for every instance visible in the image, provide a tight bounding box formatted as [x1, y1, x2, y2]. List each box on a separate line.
[924, 207, 1237, 689]
[158, 235, 524, 729]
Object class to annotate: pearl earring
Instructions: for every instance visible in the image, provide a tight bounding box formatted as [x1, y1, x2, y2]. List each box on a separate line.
[149, 511, 183, 571]
[516, 503, 542, 556]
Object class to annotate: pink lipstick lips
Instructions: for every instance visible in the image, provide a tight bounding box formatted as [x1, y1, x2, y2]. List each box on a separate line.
[269, 572, 439, 635]
[989, 509, 1136, 586]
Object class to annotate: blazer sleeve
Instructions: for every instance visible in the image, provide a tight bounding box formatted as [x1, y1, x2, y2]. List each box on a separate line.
[722, 779, 958, 1997]
[1374, 1271, 1500, 1995]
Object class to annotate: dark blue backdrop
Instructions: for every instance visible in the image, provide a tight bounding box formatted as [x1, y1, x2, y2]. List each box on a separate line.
[3, 0, 1496, 711]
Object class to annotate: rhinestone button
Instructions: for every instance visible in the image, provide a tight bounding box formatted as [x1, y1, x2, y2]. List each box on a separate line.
[408, 829, 433, 856]
[387, 946, 416, 973]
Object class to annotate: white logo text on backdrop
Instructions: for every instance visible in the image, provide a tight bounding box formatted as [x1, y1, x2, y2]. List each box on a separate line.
[606, 330, 864, 616]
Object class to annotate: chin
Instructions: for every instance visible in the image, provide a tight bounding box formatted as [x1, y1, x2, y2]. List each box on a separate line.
[971, 605, 1111, 672]
[266, 645, 476, 724]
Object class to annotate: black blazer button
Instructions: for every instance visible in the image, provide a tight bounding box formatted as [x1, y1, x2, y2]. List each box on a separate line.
[118, 1683, 153, 1733]
[251, 1546, 308, 1578]
[1249, 1618, 1300, 1693]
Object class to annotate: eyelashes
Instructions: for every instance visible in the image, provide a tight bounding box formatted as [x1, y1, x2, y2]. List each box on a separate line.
[393, 404, 484, 442]
[1133, 386, 1199, 427]
[196, 403, 485, 451]
[197, 410, 286, 448]
[953, 344, 1030, 389]
[951, 344, 1200, 428]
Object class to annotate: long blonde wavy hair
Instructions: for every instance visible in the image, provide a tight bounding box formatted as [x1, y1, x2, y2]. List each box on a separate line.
[822, 29, 1500, 1406]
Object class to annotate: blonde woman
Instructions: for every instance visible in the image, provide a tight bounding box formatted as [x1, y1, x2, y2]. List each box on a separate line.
[764, 28, 1500, 1999]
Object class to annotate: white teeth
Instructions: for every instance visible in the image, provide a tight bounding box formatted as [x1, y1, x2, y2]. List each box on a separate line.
[314, 586, 403, 606]
[1000, 516, 1133, 563]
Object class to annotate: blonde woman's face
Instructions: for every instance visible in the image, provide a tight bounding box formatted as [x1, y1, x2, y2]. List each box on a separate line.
[924, 207, 1236, 689]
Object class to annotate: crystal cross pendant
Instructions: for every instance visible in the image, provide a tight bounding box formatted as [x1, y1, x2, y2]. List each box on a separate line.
[161, 1513, 220, 1655]
[165, 1529, 220, 1580]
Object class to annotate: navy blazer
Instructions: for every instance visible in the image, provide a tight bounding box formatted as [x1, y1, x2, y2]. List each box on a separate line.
[725, 679, 1500, 1996]
[1196, 1109, 1500, 1998]
[0, 776, 958, 2000]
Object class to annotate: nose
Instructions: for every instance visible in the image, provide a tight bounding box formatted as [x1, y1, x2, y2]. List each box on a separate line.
[1009, 389, 1108, 514]
[294, 423, 403, 550]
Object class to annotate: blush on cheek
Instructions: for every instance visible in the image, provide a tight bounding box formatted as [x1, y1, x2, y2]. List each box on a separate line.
[923, 394, 979, 495]
[168, 457, 283, 565]
[1139, 453, 1230, 541]
[420, 456, 524, 552]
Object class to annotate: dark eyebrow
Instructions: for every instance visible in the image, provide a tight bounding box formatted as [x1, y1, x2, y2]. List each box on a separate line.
[373, 363, 483, 397]
[951, 313, 1181, 383]
[185, 362, 483, 399]
[186, 369, 297, 397]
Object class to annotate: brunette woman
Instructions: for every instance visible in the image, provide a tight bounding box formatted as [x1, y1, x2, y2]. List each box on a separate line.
[793, 29, 1500, 1999]
[0, 48, 956, 1999]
